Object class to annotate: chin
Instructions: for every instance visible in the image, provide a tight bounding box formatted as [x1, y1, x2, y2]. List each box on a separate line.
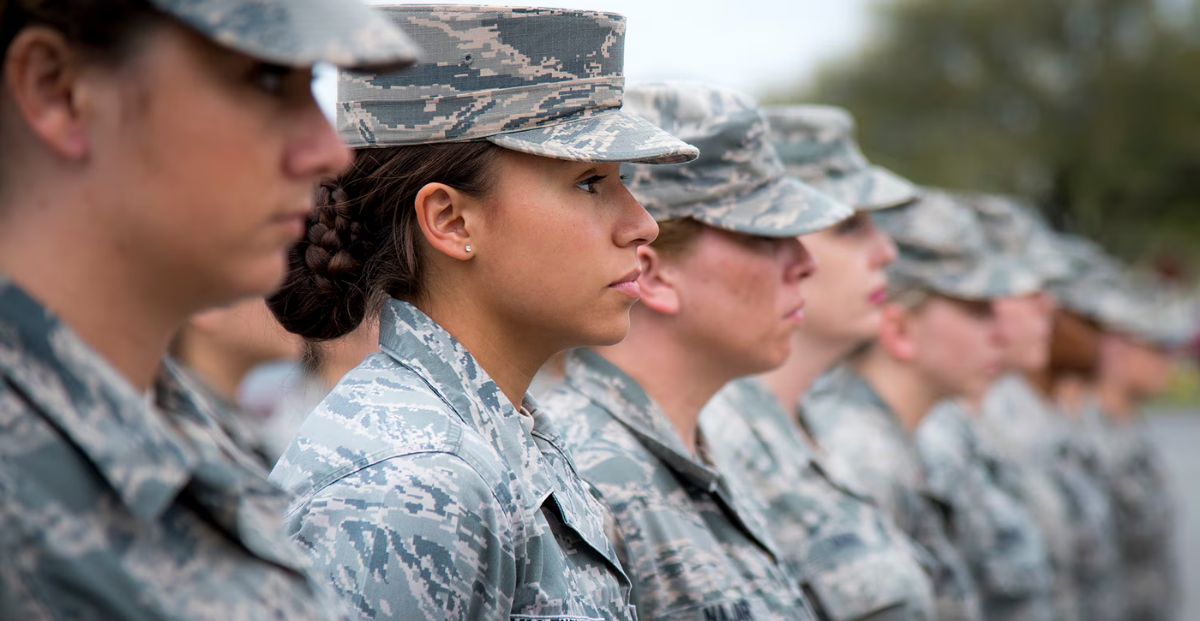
[577, 314, 632, 347]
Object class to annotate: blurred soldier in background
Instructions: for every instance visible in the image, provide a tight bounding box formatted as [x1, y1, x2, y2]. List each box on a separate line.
[915, 194, 1065, 621]
[0, 0, 417, 617]
[800, 189, 1025, 621]
[700, 104, 938, 621]
[172, 297, 303, 468]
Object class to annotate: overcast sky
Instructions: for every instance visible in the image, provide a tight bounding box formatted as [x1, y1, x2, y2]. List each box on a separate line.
[316, 0, 886, 117]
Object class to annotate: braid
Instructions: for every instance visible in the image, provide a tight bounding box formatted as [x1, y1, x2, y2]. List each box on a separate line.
[269, 181, 378, 340]
[269, 141, 500, 341]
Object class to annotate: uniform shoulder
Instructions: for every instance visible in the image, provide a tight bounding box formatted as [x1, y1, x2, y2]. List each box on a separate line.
[270, 355, 509, 506]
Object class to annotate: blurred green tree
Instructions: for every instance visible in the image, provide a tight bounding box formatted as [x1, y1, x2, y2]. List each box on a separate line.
[770, 0, 1200, 263]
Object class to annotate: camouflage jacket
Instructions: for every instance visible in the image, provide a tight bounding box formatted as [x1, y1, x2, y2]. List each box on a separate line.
[542, 350, 815, 620]
[269, 300, 636, 621]
[916, 402, 1056, 621]
[0, 279, 345, 620]
[700, 378, 937, 621]
[800, 367, 983, 621]
[979, 375, 1122, 621]
[1082, 405, 1178, 621]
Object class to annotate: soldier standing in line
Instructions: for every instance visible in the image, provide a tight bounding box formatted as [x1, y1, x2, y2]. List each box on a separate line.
[700, 104, 938, 621]
[800, 190, 1028, 621]
[266, 6, 698, 620]
[540, 81, 853, 620]
[916, 195, 1066, 621]
[0, 0, 417, 618]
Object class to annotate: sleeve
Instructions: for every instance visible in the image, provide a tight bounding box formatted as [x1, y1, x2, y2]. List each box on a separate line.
[288, 452, 517, 621]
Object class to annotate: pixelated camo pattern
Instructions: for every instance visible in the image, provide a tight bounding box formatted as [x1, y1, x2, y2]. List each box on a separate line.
[1083, 405, 1179, 621]
[801, 367, 984, 621]
[0, 280, 347, 620]
[960, 193, 1072, 287]
[269, 300, 636, 620]
[621, 82, 852, 237]
[541, 349, 817, 620]
[700, 378, 938, 621]
[979, 375, 1125, 621]
[917, 402, 1057, 621]
[337, 6, 697, 164]
[764, 105, 918, 212]
[874, 188, 1040, 301]
[150, 0, 419, 69]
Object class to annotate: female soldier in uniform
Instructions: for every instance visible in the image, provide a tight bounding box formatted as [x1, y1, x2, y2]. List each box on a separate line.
[265, 6, 697, 620]
[0, 0, 416, 618]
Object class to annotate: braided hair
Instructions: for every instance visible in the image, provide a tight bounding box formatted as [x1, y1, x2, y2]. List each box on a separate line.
[269, 141, 501, 340]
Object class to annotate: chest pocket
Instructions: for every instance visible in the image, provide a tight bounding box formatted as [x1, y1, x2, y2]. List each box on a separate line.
[803, 531, 929, 621]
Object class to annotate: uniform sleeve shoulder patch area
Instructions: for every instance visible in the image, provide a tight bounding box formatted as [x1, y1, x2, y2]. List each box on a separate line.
[288, 451, 519, 620]
[270, 361, 508, 509]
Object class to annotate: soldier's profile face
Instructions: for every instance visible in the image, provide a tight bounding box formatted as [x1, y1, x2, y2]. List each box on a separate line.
[994, 292, 1055, 372]
[460, 150, 658, 350]
[73, 21, 351, 309]
[907, 295, 1004, 401]
[796, 213, 897, 345]
[662, 227, 813, 375]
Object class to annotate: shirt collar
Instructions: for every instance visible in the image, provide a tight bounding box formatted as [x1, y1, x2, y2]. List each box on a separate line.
[0, 280, 196, 521]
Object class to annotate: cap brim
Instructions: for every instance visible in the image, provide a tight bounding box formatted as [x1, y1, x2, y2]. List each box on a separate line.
[808, 165, 919, 213]
[487, 108, 699, 165]
[897, 254, 1042, 301]
[688, 175, 854, 238]
[155, 0, 421, 71]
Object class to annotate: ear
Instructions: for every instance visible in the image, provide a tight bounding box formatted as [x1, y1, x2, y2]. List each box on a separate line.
[633, 245, 681, 315]
[877, 303, 917, 362]
[413, 182, 475, 261]
[3, 26, 92, 160]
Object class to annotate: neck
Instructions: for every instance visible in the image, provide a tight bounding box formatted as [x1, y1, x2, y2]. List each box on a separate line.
[596, 317, 735, 453]
[178, 338, 255, 403]
[317, 321, 380, 390]
[854, 346, 942, 432]
[760, 329, 857, 413]
[0, 191, 184, 391]
[421, 296, 546, 410]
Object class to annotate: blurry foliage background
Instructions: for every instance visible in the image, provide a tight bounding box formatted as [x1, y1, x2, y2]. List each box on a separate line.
[768, 0, 1200, 268]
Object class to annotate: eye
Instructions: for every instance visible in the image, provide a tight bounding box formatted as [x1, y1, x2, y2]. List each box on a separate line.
[834, 213, 867, 236]
[576, 174, 607, 194]
[248, 62, 293, 96]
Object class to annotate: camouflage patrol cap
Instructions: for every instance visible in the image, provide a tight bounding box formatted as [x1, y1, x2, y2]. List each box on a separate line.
[621, 82, 852, 237]
[764, 105, 918, 212]
[149, 0, 420, 71]
[960, 193, 1071, 288]
[875, 188, 1041, 301]
[336, 5, 698, 164]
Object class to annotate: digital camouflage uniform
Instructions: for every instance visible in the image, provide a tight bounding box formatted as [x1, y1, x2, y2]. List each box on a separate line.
[1051, 241, 1185, 621]
[0, 2, 414, 619]
[539, 82, 853, 619]
[915, 194, 1061, 621]
[271, 302, 637, 620]
[694, 105, 936, 621]
[916, 402, 1056, 621]
[542, 352, 815, 620]
[0, 280, 347, 620]
[801, 368, 982, 621]
[702, 379, 937, 621]
[271, 8, 697, 619]
[979, 376, 1123, 621]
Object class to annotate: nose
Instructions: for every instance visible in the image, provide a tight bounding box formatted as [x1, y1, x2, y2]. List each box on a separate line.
[784, 237, 817, 282]
[284, 92, 354, 181]
[615, 185, 660, 248]
[870, 224, 898, 268]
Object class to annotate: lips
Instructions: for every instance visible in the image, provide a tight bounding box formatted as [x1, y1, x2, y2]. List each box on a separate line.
[784, 300, 806, 324]
[608, 268, 642, 299]
[868, 285, 889, 306]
